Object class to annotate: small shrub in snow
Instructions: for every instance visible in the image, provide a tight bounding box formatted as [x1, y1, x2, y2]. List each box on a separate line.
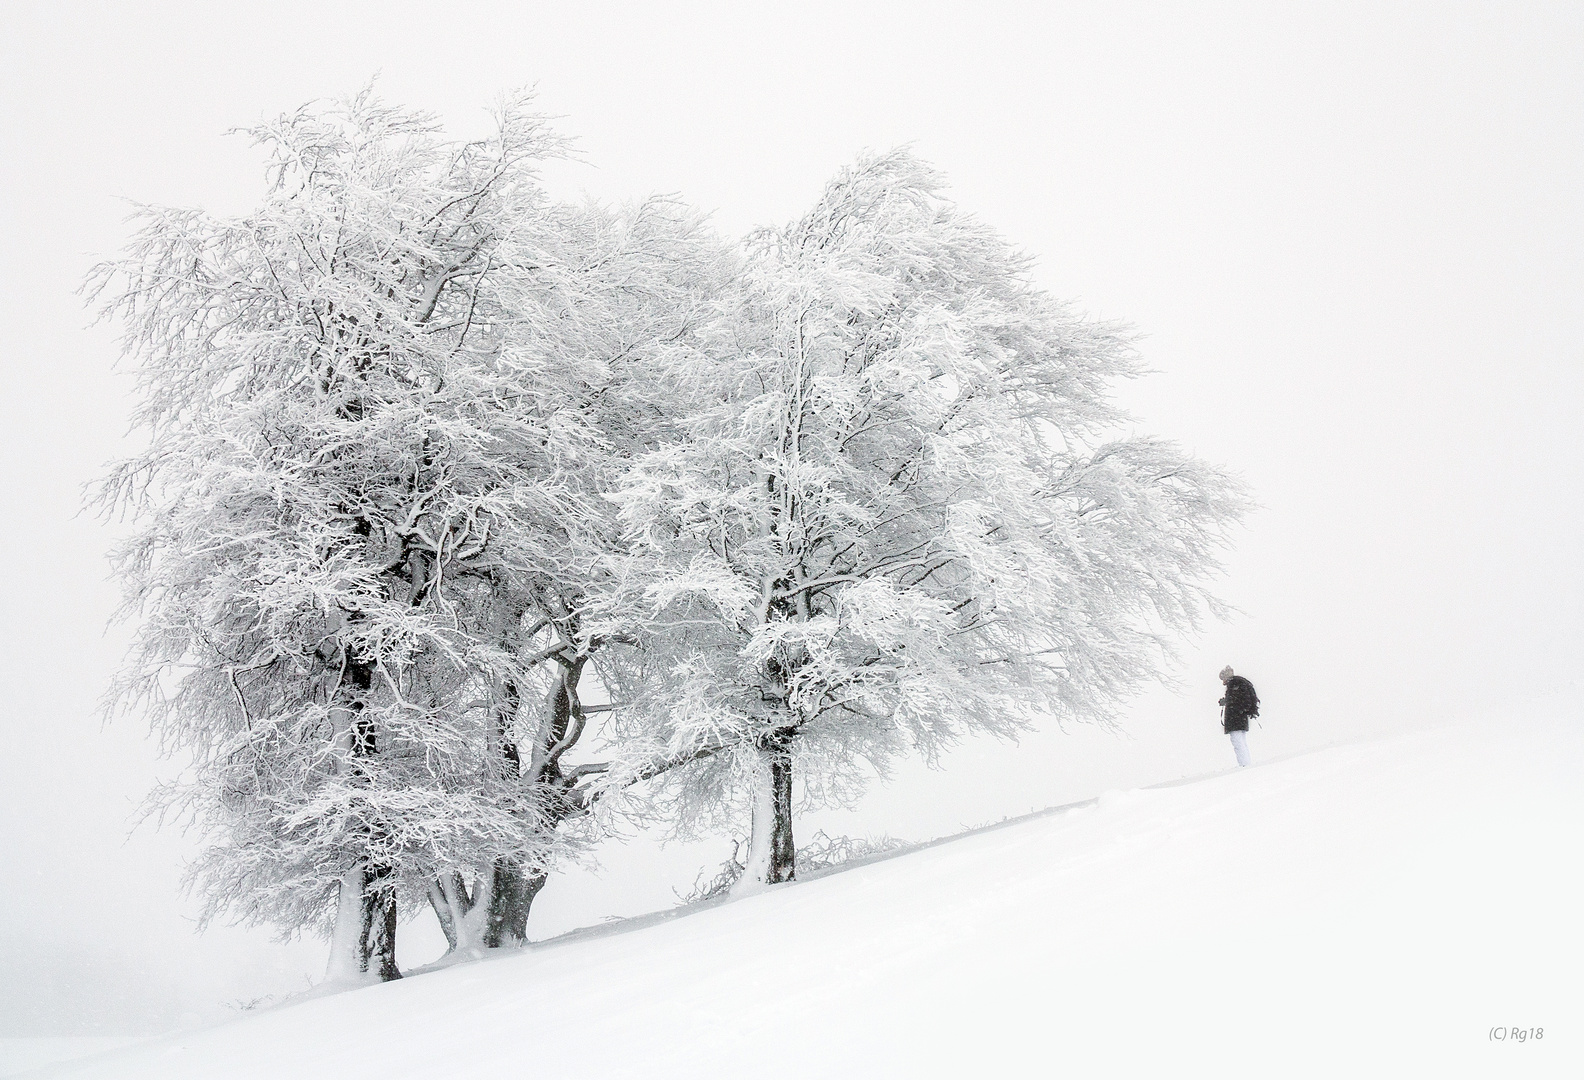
[680, 831, 909, 902]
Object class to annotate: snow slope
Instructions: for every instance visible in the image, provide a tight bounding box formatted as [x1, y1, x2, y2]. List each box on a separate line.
[16, 718, 1580, 1079]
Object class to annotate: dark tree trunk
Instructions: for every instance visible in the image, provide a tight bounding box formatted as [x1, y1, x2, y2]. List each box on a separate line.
[497, 679, 522, 774]
[354, 862, 401, 981]
[483, 861, 549, 948]
[481, 675, 532, 948]
[764, 732, 796, 884]
[478, 653, 588, 945]
[343, 651, 400, 979]
[345, 653, 376, 756]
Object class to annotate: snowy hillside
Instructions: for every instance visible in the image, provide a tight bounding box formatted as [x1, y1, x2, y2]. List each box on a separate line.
[15, 718, 1579, 1079]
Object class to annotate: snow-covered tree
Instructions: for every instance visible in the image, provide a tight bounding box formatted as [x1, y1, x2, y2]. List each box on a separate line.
[92, 89, 727, 978]
[594, 151, 1248, 890]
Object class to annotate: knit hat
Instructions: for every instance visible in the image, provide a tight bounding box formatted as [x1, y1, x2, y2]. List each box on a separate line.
[1218, 666, 1234, 680]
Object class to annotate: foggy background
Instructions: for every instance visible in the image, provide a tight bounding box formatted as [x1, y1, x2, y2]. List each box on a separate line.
[2, 0, 1578, 1036]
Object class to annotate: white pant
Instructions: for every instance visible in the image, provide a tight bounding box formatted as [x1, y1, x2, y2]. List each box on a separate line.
[1229, 729, 1252, 767]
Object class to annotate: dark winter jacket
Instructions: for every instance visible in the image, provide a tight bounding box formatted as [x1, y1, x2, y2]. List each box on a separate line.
[1219, 676, 1260, 733]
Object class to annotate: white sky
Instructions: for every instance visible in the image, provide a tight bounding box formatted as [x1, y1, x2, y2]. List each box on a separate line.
[1, 0, 1579, 1037]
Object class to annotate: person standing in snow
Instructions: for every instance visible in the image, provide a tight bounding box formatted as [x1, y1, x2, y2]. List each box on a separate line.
[1218, 666, 1260, 767]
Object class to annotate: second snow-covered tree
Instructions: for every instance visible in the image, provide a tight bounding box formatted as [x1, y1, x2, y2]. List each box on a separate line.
[596, 151, 1247, 890]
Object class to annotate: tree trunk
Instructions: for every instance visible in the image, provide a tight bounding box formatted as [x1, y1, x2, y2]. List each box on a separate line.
[766, 741, 795, 881]
[332, 650, 401, 980]
[483, 861, 549, 948]
[426, 871, 474, 952]
[358, 862, 402, 981]
[479, 672, 537, 949]
[325, 867, 366, 981]
[734, 736, 796, 894]
[475, 653, 585, 946]
[326, 863, 401, 981]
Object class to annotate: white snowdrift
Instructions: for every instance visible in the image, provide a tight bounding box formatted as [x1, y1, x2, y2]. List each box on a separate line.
[0, 1041, 144, 1078]
[19, 718, 1581, 1079]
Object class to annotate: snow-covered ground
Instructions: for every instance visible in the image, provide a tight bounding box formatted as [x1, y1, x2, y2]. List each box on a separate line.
[10, 717, 1578, 1079]
[0, 1042, 145, 1079]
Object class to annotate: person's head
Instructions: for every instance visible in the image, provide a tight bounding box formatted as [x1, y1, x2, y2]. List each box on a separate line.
[1218, 665, 1234, 683]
